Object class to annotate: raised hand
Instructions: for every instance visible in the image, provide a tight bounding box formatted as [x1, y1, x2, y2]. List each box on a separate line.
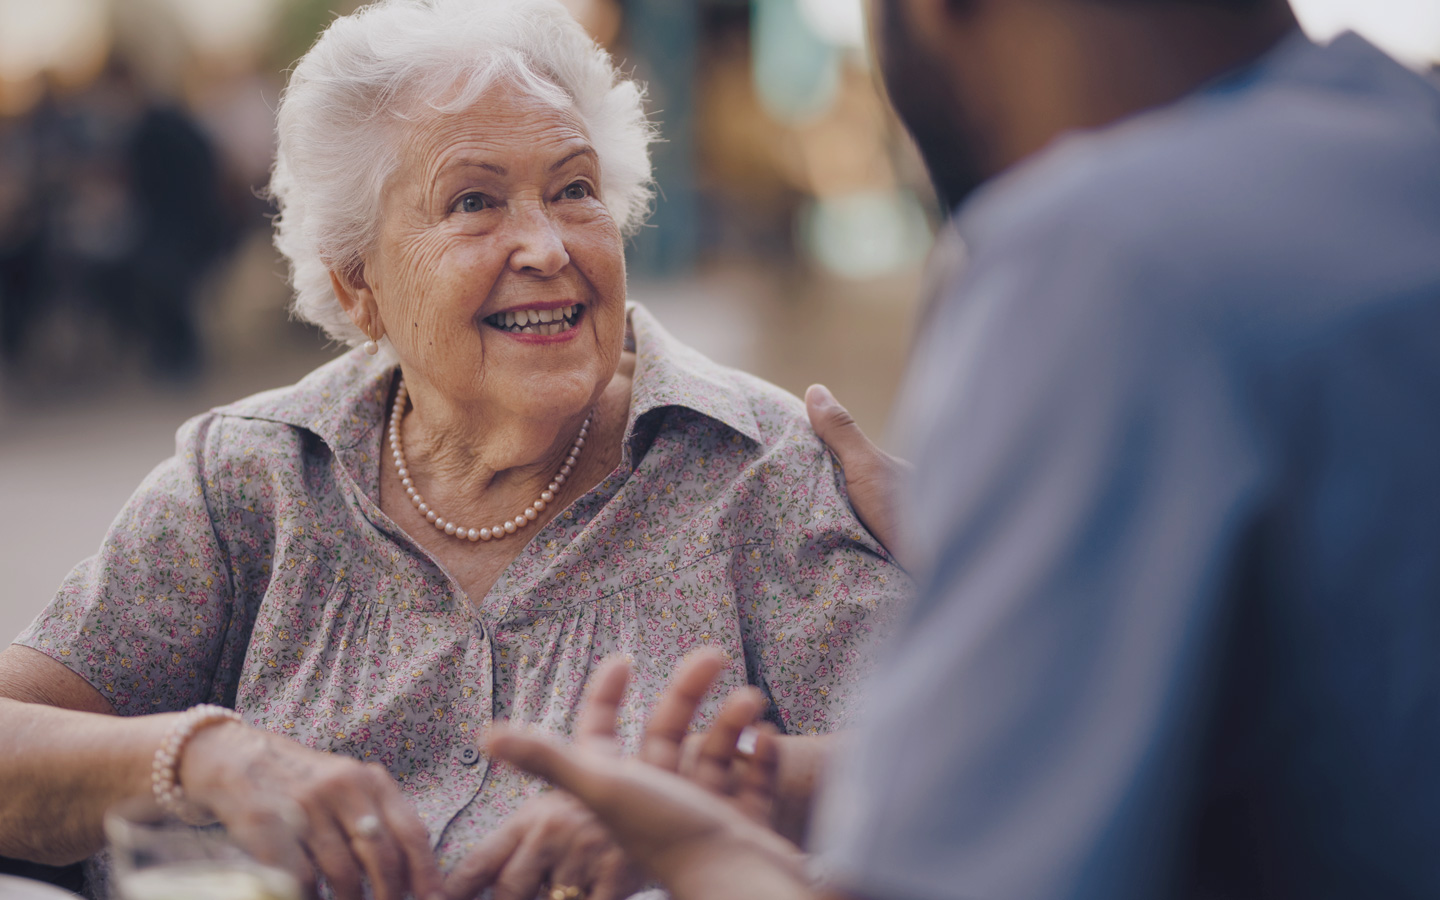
[483, 661, 812, 900]
[632, 650, 780, 825]
[179, 721, 443, 900]
[443, 650, 778, 900]
[488, 731, 810, 900]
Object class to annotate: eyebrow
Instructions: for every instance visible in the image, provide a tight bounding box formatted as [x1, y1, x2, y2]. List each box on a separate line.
[550, 146, 597, 172]
[440, 146, 595, 179]
[438, 159, 508, 179]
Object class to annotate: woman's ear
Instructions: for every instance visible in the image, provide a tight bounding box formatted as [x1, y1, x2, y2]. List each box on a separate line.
[329, 264, 383, 340]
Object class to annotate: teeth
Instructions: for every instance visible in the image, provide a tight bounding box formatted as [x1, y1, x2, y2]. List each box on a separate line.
[486, 304, 580, 333]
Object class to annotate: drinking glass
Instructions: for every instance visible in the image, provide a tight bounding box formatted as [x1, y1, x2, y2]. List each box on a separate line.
[0, 873, 82, 899]
[103, 800, 301, 900]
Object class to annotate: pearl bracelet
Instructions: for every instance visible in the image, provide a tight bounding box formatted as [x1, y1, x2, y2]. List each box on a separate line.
[152, 704, 243, 824]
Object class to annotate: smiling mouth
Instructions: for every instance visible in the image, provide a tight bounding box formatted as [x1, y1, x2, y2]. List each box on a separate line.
[483, 303, 582, 336]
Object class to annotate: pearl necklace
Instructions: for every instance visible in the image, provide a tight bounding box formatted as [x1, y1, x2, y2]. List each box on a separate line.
[389, 377, 590, 542]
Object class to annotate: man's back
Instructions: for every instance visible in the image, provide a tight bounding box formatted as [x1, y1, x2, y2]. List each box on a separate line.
[817, 32, 1440, 900]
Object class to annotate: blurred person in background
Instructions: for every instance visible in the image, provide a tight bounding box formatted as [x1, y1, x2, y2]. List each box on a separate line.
[482, 0, 1440, 898]
[0, 55, 231, 381]
[0, 111, 44, 367]
[0, 76, 71, 372]
[0, 1, 905, 899]
[119, 69, 233, 378]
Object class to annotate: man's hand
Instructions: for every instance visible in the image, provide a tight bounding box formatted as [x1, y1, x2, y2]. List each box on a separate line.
[806, 384, 912, 569]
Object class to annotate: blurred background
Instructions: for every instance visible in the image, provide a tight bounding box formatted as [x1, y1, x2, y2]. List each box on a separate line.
[2, 0, 1437, 642]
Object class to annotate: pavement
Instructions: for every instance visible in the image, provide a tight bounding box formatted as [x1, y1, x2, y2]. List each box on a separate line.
[0, 347, 333, 646]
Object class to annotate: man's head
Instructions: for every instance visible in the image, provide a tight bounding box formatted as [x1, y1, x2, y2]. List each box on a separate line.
[870, 0, 1297, 211]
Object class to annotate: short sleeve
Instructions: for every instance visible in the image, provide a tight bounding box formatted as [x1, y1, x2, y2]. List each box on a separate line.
[812, 226, 1267, 900]
[735, 445, 909, 736]
[16, 413, 245, 716]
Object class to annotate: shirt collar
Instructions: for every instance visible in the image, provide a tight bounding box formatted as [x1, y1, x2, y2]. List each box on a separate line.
[213, 301, 763, 460]
[214, 349, 392, 454]
[625, 302, 763, 445]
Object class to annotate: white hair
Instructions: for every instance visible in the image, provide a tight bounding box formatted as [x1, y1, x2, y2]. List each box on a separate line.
[269, 0, 655, 346]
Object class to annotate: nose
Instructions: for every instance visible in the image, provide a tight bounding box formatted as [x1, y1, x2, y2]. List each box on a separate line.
[507, 204, 570, 277]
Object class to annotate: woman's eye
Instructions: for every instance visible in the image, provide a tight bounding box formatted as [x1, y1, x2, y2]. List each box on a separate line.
[453, 193, 491, 214]
[560, 182, 592, 201]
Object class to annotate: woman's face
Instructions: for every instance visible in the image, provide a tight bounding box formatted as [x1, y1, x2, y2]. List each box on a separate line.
[356, 82, 627, 422]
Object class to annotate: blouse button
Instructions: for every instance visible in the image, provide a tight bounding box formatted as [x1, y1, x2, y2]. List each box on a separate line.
[460, 746, 480, 766]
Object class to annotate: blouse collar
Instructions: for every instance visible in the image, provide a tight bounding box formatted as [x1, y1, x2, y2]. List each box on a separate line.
[213, 301, 764, 465]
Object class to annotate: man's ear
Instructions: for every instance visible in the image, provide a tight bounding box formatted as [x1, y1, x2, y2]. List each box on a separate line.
[329, 263, 381, 339]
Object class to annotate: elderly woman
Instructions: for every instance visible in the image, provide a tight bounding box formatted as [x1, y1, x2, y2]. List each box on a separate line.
[0, 1, 904, 898]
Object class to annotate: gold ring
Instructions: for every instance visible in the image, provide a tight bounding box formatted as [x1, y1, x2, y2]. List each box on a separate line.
[548, 886, 582, 900]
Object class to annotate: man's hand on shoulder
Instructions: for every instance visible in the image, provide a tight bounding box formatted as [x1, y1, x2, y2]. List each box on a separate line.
[805, 385, 911, 570]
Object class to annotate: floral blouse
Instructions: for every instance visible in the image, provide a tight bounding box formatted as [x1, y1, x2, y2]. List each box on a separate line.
[19, 303, 906, 871]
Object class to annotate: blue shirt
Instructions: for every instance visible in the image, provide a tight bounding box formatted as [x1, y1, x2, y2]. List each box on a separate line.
[815, 31, 1440, 900]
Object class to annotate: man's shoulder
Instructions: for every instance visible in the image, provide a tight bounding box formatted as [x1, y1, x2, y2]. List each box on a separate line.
[960, 34, 1440, 338]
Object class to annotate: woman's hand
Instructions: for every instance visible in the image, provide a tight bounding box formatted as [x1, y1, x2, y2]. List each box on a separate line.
[442, 650, 777, 900]
[627, 650, 780, 827]
[179, 722, 443, 900]
[439, 789, 641, 900]
[690, 733, 833, 845]
[484, 693, 812, 900]
[806, 384, 913, 570]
